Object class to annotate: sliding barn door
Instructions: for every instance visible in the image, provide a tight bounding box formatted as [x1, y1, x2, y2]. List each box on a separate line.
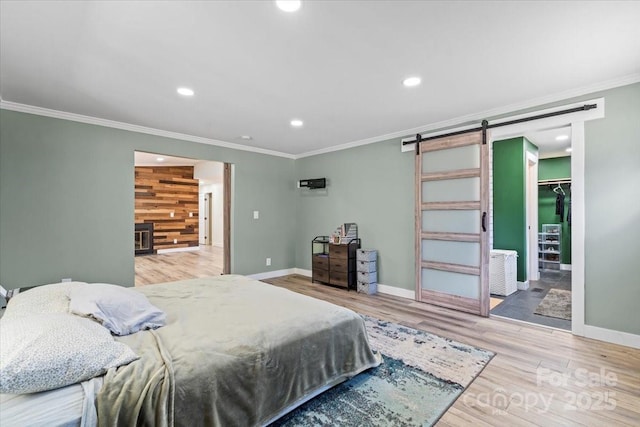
[415, 131, 490, 316]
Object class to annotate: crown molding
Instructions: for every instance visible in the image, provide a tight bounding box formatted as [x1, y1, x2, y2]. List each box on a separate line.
[2, 72, 638, 161]
[294, 73, 640, 159]
[0, 100, 296, 160]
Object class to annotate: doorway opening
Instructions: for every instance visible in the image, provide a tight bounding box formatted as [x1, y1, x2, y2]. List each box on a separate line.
[133, 152, 231, 285]
[490, 126, 573, 330]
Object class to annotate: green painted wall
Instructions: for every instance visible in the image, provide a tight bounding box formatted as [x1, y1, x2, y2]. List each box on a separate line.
[294, 139, 414, 290]
[538, 156, 571, 264]
[0, 110, 296, 288]
[492, 137, 533, 283]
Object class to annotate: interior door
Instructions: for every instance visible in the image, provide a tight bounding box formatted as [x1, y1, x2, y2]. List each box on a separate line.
[415, 131, 490, 316]
[204, 193, 212, 246]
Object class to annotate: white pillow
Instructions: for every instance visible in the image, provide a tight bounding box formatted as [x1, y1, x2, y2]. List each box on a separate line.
[0, 313, 138, 394]
[69, 283, 166, 336]
[2, 282, 86, 320]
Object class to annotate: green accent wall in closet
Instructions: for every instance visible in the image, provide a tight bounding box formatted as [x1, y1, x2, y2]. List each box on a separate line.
[538, 156, 571, 264]
[492, 137, 538, 283]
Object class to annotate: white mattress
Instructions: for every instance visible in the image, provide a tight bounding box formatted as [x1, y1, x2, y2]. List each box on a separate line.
[0, 377, 102, 427]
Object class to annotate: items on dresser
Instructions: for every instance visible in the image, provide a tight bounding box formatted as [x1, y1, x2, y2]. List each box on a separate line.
[356, 249, 378, 295]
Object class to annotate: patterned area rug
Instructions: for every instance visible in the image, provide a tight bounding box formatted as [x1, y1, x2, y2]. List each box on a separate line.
[534, 288, 572, 320]
[271, 316, 494, 427]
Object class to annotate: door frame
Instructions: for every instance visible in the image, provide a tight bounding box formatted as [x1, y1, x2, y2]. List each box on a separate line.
[408, 97, 604, 335]
[526, 151, 540, 282]
[133, 153, 232, 276]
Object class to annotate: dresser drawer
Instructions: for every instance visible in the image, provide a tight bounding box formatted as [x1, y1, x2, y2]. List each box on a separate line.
[330, 258, 350, 273]
[329, 244, 349, 258]
[313, 268, 329, 283]
[329, 271, 349, 288]
[312, 255, 329, 270]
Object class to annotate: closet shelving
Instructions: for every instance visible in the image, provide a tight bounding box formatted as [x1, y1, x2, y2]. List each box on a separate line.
[539, 224, 561, 272]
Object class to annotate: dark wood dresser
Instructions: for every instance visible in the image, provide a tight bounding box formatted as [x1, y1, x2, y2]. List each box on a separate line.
[312, 239, 359, 290]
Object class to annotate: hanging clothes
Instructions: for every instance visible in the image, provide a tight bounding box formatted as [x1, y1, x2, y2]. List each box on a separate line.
[555, 192, 565, 222]
[567, 201, 571, 226]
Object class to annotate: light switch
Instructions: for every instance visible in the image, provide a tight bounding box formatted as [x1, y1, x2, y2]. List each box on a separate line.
[253, 211, 259, 219]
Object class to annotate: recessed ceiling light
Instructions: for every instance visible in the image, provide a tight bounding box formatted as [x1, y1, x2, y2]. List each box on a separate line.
[556, 134, 569, 141]
[177, 87, 194, 96]
[156, 157, 165, 162]
[402, 76, 421, 87]
[290, 119, 304, 127]
[276, 0, 301, 12]
[565, 147, 573, 153]
[240, 135, 253, 140]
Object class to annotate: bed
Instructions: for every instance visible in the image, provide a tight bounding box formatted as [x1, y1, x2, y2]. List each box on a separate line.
[0, 275, 380, 426]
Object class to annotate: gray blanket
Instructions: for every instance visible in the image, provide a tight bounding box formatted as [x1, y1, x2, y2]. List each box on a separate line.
[96, 275, 380, 426]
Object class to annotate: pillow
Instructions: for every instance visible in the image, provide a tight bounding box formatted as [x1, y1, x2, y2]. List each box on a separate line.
[2, 282, 86, 320]
[0, 313, 138, 394]
[69, 283, 166, 336]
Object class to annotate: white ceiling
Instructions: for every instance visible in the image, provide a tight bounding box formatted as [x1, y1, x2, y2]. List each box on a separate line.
[524, 126, 572, 159]
[1, 1, 639, 156]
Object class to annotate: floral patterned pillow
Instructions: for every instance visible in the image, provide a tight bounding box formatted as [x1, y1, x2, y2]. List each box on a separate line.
[2, 282, 86, 319]
[0, 313, 138, 394]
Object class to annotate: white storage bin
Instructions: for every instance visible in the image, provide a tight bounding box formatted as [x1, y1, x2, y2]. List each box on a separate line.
[356, 260, 376, 273]
[357, 249, 377, 262]
[357, 281, 377, 295]
[490, 249, 518, 296]
[357, 270, 377, 284]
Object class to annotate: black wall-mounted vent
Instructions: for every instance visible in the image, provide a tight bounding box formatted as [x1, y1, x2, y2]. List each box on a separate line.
[299, 178, 326, 189]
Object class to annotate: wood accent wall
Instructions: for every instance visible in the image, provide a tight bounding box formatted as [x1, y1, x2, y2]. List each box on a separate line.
[135, 166, 199, 251]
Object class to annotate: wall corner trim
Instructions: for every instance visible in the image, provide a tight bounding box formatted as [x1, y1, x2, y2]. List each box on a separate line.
[582, 325, 640, 349]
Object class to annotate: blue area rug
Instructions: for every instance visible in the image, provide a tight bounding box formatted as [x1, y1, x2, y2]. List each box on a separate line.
[271, 316, 494, 427]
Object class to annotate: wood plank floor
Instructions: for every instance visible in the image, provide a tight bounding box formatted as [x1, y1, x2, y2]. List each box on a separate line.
[263, 276, 640, 426]
[135, 252, 639, 426]
[134, 245, 223, 286]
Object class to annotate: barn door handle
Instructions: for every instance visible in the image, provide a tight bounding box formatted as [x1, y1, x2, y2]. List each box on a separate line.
[482, 212, 487, 232]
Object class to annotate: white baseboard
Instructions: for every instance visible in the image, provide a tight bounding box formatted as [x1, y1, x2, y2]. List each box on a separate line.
[294, 268, 312, 277]
[247, 268, 298, 280]
[583, 325, 640, 349]
[250, 268, 414, 300]
[156, 247, 200, 254]
[517, 280, 529, 290]
[560, 264, 572, 271]
[376, 284, 414, 299]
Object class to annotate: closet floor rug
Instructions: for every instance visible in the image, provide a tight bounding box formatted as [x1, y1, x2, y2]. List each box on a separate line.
[534, 288, 572, 320]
